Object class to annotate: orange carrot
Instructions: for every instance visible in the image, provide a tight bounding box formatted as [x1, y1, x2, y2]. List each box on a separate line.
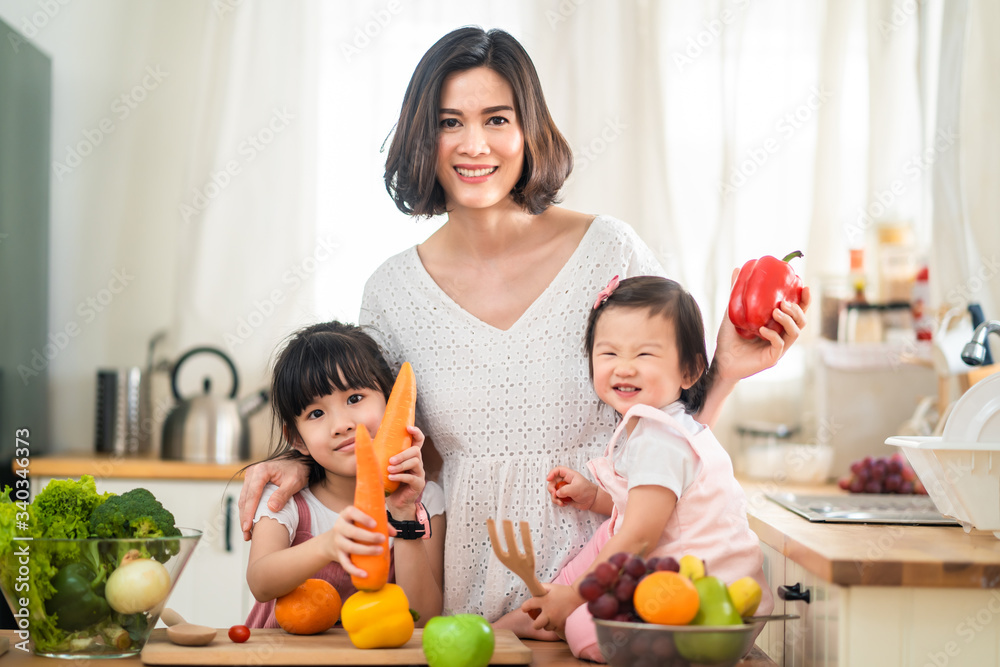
[350, 424, 390, 592]
[374, 362, 416, 495]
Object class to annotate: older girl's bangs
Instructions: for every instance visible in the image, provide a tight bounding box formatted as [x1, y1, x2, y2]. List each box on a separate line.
[274, 333, 387, 419]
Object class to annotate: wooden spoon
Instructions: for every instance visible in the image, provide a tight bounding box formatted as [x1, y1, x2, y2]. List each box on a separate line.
[161, 608, 217, 646]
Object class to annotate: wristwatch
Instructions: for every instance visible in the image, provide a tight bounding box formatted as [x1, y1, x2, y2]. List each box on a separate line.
[386, 501, 431, 540]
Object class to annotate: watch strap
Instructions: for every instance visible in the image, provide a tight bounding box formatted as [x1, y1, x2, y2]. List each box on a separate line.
[386, 501, 431, 540]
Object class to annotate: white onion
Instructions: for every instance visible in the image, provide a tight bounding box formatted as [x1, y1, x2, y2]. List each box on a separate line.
[105, 551, 172, 614]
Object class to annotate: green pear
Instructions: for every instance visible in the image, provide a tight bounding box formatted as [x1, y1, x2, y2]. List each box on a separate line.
[674, 576, 747, 663]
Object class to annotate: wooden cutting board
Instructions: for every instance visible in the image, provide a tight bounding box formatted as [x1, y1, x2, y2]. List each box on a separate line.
[140, 628, 531, 665]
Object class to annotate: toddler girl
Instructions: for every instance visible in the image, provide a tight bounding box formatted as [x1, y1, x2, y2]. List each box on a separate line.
[245, 321, 445, 627]
[521, 276, 772, 660]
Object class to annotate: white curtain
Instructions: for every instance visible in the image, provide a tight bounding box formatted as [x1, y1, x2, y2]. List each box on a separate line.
[171, 1, 320, 407]
[928, 0, 1000, 319]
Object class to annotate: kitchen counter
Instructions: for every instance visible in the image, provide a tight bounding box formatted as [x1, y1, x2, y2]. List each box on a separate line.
[17, 454, 246, 481]
[0, 631, 777, 665]
[744, 481, 1000, 665]
[23, 459, 1000, 588]
[741, 480, 1000, 588]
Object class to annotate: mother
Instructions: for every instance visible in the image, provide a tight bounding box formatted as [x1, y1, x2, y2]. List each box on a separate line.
[239, 26, 808, 624]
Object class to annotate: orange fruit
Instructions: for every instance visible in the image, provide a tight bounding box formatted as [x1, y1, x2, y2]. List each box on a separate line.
[274, 579, 342, 635]
[633, 571, 700, 625]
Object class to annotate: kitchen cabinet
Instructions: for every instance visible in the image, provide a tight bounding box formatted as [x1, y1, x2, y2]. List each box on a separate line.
[747, 482, 1000, 666]
[29, 458, 252, 628]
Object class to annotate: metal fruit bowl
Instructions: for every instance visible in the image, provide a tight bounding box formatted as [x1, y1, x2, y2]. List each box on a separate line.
[0, 528, 202, 658]
[594, 618, 764, 667]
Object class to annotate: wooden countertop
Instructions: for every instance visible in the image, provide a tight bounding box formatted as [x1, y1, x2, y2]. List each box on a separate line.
[18, 455, 247, 481]
[0, 630, 776, 666]
[742, 480, 1000, 588]
[25, 458, 1000, 589]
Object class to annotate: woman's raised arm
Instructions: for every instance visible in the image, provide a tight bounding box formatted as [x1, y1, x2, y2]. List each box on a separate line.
[697, 278, 810, 428]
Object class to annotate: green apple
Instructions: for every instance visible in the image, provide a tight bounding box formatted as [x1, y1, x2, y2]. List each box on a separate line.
[422, 614, 495, 667]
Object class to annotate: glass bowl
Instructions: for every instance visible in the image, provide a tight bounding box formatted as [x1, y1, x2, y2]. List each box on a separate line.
[594, 618, 764, 667]
[1, 528, 202, 658]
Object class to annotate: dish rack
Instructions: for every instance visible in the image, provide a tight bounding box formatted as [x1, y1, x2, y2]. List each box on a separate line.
[886, 371, 1000, 537]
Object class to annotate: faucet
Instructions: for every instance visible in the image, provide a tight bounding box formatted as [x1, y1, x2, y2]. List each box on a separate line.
[962, 320, 1000, 366]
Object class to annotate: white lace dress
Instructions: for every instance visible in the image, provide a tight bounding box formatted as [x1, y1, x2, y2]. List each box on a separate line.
[359, 215, 664, 620]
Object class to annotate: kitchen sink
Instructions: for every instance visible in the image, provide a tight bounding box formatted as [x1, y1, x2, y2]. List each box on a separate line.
[766, 492, 961, 526]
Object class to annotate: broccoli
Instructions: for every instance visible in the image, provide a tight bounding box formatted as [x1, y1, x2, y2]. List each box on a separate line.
[89, 488, 181, 539]
[89, 488, 182, 564]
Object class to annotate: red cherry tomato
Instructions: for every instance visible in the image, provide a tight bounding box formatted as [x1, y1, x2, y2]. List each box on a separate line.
[555, 481, 568, 490]
[228, 625, 250, 643]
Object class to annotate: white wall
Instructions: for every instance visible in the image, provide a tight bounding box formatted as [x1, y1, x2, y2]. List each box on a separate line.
[1, 0, 209, 453]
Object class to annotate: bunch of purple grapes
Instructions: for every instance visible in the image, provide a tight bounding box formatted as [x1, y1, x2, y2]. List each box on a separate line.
[577, 552, 680, 622]
[838, 452, 926, 494]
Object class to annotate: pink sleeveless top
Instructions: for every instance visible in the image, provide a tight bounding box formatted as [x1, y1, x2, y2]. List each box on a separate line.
[587, 404, 773, 615]
[245, 492, 396, 628]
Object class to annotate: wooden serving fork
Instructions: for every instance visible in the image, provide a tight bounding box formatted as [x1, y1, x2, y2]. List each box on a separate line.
[486, 518, 548, 614]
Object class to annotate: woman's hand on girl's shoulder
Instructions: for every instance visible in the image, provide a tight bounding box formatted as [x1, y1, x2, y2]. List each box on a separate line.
[385, 426, 427, 516]
[546, 467, 597, 511]
[322, 505, 389, 580]
[238, 458, 311, 541]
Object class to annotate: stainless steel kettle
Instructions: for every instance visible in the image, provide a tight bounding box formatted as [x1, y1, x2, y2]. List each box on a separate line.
[161, 347, 268, 463]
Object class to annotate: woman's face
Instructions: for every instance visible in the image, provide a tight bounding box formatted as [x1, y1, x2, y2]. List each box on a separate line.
[435, 66, 525, 213]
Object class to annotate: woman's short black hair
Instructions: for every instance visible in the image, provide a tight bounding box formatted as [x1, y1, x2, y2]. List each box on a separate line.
[584, 276, 710, 415]
[384, 26, 573, 217]
[257, 321, 395, 486]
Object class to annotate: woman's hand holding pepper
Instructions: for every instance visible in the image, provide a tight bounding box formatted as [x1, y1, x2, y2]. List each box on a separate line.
[714, 267, 810, 384]
[696, 270, 809, 429]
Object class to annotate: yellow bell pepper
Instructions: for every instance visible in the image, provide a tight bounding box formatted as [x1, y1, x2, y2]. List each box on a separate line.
[341, 583, 415, 649]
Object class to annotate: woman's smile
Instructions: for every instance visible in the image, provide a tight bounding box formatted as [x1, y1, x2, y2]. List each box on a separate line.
[454, 164, 499, 181]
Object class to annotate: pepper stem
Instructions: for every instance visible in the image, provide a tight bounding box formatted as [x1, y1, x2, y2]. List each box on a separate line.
[781, 251, 804, 263]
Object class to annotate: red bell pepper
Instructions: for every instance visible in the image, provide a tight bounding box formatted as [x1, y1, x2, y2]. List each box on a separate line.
[728, 251, 804, 340]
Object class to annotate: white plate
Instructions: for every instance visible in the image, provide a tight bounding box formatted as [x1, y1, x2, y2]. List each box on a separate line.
[942, 372, 1000, 443]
